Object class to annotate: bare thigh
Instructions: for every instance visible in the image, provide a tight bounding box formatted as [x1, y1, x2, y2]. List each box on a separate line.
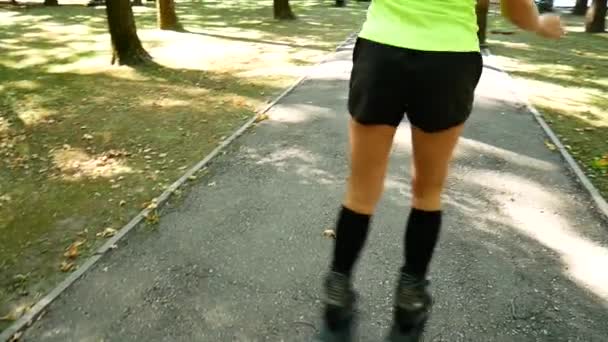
[410, 124, 465, 211]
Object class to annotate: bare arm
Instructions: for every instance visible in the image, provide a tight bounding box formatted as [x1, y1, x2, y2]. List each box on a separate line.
[500, 0, 564, 38]
[500, 0, 540, 31]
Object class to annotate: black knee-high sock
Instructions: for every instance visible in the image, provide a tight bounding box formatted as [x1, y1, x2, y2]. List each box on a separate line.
[330, 206, 371, 276]
[402, 208, 442, 279]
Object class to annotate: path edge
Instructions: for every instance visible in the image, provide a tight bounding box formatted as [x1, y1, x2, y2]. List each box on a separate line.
[482, 48, 608, 221]
[0, 33, 358, 342]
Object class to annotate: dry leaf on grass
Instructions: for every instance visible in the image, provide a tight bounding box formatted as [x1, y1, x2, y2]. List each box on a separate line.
[60, 261, 76, 272]
[255, 114, 269, 123]
[146, 200, 158, 210]
[64, 239, 86, 259]
[592, 155, 608, 169]
[145, 210, 160, 224]
[97, 227, 117, 238]
[0, 304, 30, 322]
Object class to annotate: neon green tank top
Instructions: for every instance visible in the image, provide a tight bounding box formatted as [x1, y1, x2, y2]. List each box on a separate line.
[359, 0, 480, 52]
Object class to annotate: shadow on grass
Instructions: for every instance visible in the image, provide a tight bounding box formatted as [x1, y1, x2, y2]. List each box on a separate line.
[182, 30, 331, 51]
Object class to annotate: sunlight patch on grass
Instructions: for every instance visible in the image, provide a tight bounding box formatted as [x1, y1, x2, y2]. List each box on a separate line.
[488, 39, 532, 50]
[488, 8, 608, 199]
[0, 118, 9, 136]
[522, 80, 606, 127]
[17, 106, 53, 126]
[12, 80, 40, 90]
[491, 54, 574, 75]
[52, 148, 134, 181]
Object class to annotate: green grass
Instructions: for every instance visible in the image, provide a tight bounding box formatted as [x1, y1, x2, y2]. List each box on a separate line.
[487, 8, 608, 197]
[0, 0, 368, 328]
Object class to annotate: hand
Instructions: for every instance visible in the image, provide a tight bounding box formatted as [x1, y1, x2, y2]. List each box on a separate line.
[536, 14, 565, 39]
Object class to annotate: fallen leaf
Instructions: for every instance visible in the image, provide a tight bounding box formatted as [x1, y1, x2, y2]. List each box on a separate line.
[96, 227, 117, 238]
[323, 229, 336, 239]
[0, 305, 28, 322]
[592, 156, 608, 169]
[119, 200, 127, 206]
[64, 240, 86, 259]
[145, 210, 160, 224]
[544, 140, 557, 151]
[60, 261, 76, 272]
[255, 113, 269, 123]
[82, 134, 94, 140]
[188, 175, 197, 181]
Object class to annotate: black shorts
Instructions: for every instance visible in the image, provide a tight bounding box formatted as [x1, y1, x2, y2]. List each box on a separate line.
[348, 38, 483, 132]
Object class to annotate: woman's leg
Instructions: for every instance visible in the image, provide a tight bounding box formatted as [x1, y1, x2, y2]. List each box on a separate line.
[402, 124, 464, 279]
[387, 124, 465, 340]
[344, 119, 396, 215]
[329, 119, 396, 278]
[319, 119, 396, 339]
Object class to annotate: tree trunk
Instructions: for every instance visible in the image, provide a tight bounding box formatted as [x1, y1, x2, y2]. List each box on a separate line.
[585, 0, 607, 32]
[274, 0, 296, 20]
[476, 0, 490, 47]
[44, 0, 58, 6]
[573, 0, 588, 15]
[157, 0, 183, 30]
[105, 0, 151, 65]
[132, 0, 143, 6]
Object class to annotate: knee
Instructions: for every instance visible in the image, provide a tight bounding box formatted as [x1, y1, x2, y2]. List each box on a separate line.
[345, 182, 384, 215]
[411, 177, 444, 202]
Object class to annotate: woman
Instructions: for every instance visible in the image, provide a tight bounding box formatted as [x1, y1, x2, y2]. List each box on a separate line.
[318, 0, 563, 341]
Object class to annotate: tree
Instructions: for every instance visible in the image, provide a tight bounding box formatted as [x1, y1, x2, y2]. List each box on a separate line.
[573, 0, 589, 15]
[133, 0, 143, 6]
[274, 0, 295, 20]
[585, 0, 607, 32]
[476, 0, 490, 47]
[105, 0, 151, 65]
[44, 0, 58, 5]
[157, 0, 183, 30]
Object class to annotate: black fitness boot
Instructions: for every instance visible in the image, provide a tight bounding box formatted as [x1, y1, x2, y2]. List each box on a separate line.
[386, 272, 432, 342]
[316, 272, 357, 342]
